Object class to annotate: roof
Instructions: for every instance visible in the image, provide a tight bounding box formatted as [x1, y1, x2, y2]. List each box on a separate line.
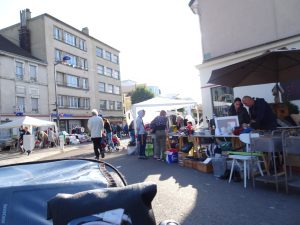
[0, 34, 41, 61]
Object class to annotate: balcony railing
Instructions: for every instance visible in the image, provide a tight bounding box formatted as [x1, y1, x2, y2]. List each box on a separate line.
[57, 81, 89, 90]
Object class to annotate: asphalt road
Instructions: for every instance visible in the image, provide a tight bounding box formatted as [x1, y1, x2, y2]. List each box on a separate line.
[2, 140, 300, 225]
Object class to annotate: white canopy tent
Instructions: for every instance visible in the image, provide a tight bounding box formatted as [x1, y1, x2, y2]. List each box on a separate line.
[131, 97, 199, 125]
[0, 116, 56, 130]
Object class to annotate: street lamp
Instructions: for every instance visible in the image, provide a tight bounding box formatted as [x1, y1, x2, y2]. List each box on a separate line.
[54, 56, 70, 131]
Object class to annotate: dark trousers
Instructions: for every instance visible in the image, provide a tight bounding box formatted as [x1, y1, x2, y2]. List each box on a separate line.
[138, 134, 147, 156]
[91, 137, 102, 158]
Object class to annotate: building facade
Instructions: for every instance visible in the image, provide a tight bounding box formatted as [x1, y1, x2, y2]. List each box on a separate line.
[189, 0, 300, 120]
[0, 9, 123, 132]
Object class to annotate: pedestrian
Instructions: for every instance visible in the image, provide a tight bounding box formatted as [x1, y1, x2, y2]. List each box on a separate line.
[23, 126, 31, 155]
[136, 109, 147, 159]
[150, 110, 169, 160]
[48, 127, 56, 148]
[88, 109, 105, 159]
[19, 125, 25, 153]
[103, 118, 116, 152]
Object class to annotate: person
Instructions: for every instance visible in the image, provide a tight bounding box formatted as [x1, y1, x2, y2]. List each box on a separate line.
[37, 130, 48, 148]
[88, 109, 105, 159]
[186, 121, 194, 135]
[23, 126, 31, 155]
[228, 97, 250, 126]
[150, 110, 169, 160]
[48, 127, 56, 148]
[103, 118, 116, 152]
[19, 125, 26, 153]
[128, 120, 136, 145]
[136, 109, 147, 159]
[242, 96, 277, 130]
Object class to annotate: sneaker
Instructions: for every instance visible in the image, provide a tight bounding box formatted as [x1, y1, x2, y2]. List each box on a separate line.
[94, 156, 99, 160]
[27, 150, 31, 156]
[138, 155, 147, 160]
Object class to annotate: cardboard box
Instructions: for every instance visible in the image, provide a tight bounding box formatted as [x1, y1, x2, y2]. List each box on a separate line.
[183, 159, 193, 168]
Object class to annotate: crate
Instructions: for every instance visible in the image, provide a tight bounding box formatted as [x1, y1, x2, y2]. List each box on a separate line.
[195, 161, 213, 173]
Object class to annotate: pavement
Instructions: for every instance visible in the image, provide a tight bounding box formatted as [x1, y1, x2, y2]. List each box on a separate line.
[0, 143, 82, 166]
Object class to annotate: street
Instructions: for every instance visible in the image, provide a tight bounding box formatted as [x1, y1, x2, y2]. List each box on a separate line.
[1, 140, 300, 225]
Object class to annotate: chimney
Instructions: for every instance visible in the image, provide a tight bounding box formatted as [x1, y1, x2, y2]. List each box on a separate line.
[19, 9, 31, 53]
[82, 27, 89, 35]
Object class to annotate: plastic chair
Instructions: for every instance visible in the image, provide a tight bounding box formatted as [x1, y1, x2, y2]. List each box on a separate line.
[228, 133, 264, 188]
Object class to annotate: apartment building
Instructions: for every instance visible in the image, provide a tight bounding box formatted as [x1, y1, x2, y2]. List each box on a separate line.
[189, 0, 300, 119]
[0, 9, 123, 132]
[0, 35, 48, 123]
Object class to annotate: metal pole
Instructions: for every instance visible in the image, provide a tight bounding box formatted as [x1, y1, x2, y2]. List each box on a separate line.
[54, 63, 60, 131]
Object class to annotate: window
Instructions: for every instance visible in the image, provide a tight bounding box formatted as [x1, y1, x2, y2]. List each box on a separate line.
[211, 86, 234, 117]
[31, 98, 39, 112]
[108, 101, 115, 110]
[58, 95, 64, 107]
[98, 82, 105, 92]
[66, 54, 77, 67]
[64, 31, 76, 46]
[107, 84, 113, 93]
[97, 64, 104, 74]
[67, 75, 79, 88]
[69, 96, 79, 108]
[105, 68, 112, 77]
[104, 51, 112, 61]
[112, 54, 119, 64]
[112, 70, 120, 79]
[29, 64, 37, 82]
[79, 98, 90, 109]
[114, 86, 120, 95]
[16, 61, 24, 79]
[82, 78, 88, 89]
[96, 47, 103, 57]
[100, 100, 107, 110]
[78, 38, 86, 51]
[53, 27, 63, 40]
[16, 96, 25, 112]
[79, 57, 88, 70]
[116, 101, 122, 110]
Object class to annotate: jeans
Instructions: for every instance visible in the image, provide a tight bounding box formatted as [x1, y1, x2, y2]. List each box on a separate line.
[138, 134, 147, 156]
[106, 132, 115, 149]
[154, 130, 166, 158]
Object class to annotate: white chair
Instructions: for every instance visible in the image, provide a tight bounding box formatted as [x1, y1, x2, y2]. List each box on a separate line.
[228, 133, 264, 188]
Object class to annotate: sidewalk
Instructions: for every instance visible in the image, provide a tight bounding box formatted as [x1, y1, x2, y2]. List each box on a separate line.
[0, 144, 82, 166]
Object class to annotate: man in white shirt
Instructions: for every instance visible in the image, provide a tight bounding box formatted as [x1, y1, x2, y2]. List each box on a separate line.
[88, 109, 104, 159]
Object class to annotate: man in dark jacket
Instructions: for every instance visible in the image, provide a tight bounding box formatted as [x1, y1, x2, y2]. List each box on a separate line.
[242, 96, 277, 130]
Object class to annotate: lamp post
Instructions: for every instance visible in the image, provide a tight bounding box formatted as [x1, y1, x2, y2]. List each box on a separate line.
[54, 56, 70, 131]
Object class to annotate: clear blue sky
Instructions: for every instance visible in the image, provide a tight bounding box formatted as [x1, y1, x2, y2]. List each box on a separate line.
[0, 0, 203, 102]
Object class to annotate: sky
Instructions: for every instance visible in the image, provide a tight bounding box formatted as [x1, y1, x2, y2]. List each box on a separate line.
[0, 0, 203, 102]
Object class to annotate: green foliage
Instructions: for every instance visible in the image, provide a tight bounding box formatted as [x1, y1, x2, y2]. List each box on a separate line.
[131, 87, 154, 104]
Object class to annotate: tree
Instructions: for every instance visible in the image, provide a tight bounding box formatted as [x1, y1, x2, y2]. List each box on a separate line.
[131, 87, 154, 104]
